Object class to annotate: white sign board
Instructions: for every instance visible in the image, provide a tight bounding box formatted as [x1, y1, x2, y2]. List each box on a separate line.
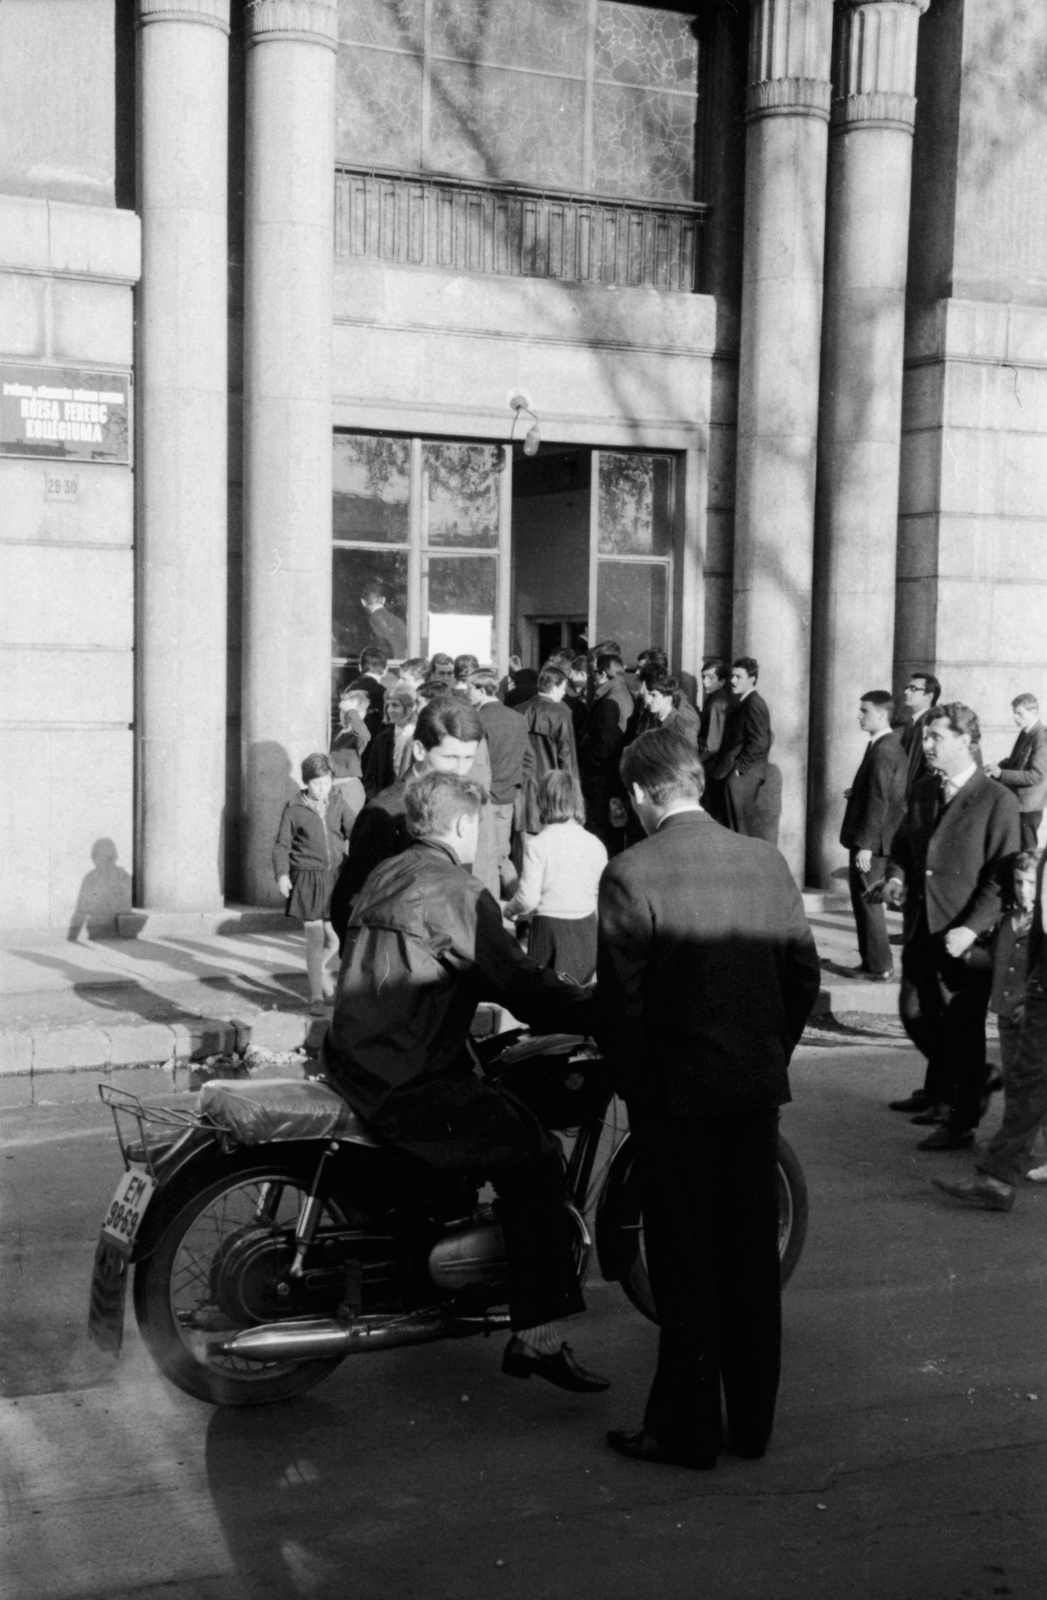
[427, 613, 493, 664]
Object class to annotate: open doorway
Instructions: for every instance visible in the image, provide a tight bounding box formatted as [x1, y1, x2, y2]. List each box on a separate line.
[511, 445, 590, 667]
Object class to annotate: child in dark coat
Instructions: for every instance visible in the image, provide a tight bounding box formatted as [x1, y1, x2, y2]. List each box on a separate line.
[273, 753, 355, 1014]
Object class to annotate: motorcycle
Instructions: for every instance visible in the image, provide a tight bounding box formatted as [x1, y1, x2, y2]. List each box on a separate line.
[88, 1030, 809, 1406]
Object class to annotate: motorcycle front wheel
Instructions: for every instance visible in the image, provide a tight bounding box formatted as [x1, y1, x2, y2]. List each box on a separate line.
[133, 1157, 352, 1406]
[599, 1133, 809, 1325]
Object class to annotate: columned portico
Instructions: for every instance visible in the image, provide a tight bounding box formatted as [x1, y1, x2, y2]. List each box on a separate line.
[241, 0, 338, 904]
[135, 0, 230, 909]
[733, 0, 834, 880]
[807, 0, 927, 885]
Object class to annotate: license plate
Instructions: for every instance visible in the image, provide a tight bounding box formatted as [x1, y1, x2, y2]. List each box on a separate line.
[99, 1166, 156, 1256]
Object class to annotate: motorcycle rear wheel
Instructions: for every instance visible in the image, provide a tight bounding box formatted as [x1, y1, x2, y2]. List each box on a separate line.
[133, 1156, 353, 1406]
[606, 1133, 809, 1325]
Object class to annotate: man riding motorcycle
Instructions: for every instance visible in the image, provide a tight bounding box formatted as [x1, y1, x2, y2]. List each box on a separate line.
[321, 769, 608, 1392]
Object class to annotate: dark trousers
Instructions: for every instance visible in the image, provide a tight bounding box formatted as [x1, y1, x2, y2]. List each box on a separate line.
[899, 915, 992, 1131]
[629, 1103, 782, 1460]
[847, 851, 892, 975]
[979, 986, 1047, 1185]
[722, 769, 766, 837]
[1020, 812, 1043, 850]
[369, 1073, 585, 1332]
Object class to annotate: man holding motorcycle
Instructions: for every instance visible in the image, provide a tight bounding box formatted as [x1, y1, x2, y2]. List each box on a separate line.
[597, 728, 820, 1469]
[322, 769, 609, 1392]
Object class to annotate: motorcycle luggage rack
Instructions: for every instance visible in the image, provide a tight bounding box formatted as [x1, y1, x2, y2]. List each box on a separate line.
[98, 1083, 214, 1177]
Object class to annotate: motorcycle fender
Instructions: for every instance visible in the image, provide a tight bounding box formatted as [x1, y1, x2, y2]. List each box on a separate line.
[593, 1131, 640, 1285]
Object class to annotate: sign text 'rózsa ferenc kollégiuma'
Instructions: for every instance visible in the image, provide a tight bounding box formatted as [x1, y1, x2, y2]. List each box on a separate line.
[0, 364, 130, 463]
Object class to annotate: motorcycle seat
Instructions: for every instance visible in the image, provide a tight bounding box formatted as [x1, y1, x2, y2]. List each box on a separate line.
[199, 1077, 380, 1147]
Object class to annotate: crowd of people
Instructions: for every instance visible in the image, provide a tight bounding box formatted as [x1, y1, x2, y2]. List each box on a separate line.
[268, 640, 1047, 1470]
[836, 673, 1047, 1215]
[273, 642, 781, 1013]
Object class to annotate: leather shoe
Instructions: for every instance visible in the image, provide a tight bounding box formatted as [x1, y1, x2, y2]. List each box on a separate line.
[916, 1125, 974, 1151]
[889, 1091, 929, 1113]
[850, 966, 893, 983]
[910, 1103, 950, 1125]
[501, 1336, 610, 1392]
[606, 1428, 716, 1470]
[932, 1175, 1015, 1212]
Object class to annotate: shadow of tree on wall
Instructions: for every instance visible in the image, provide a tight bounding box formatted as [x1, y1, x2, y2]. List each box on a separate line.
[67, 840, 132, 942]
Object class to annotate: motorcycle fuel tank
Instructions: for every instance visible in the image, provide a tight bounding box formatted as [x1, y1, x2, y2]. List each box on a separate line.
[427, 1213, 507, 1292]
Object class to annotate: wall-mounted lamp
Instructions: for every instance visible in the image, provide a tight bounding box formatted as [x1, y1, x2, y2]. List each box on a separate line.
[509, 393, 541, 457]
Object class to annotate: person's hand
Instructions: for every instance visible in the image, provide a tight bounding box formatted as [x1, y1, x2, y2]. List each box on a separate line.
[277, 874, 292, 899]
[843, 787, 853, 799]
[855, 849, 873, 874]
[985, 762, 1001, 779]
[944, 926, 977, 959]
[866, 876, 905, 907]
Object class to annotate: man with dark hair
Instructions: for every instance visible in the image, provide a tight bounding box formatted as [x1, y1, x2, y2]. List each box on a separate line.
[840, 691, 908, 981]
[323, 771, 607, 1394]
[899, 672, 941, 796]
[875, 702, 1020, 1138]
[360, 584, 408, 660]
[581, 652, 634, 849]
[466, 670, 533, 893]
[698, 658, 730, 760]
[521, 666, 580, 789]
[331, 698, 484, 934]
[708, 657, 772, 836]
[397, 657, 428, 692]
[453, 652, 480, 683]
[985, 693, 1047, 849]
[347, 645, 390, 741]
[597, 728, 819, 1469]
[429, 652, 455, 684]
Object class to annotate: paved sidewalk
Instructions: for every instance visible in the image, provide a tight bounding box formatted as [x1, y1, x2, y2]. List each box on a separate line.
[0, 897, 906, 1106]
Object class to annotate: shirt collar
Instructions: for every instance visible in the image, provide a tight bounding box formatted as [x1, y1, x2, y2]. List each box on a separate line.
[869, 727, 892, 745]
[944, 761, 978, 793]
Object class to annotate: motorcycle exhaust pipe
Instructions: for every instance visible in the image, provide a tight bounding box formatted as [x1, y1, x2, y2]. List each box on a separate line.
[219, 1309, 510, 1362]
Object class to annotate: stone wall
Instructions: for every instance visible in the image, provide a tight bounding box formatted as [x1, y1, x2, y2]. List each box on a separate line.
[0, 196, 140, 937]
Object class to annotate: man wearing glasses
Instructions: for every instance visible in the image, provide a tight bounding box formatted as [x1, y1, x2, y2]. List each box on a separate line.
[898, 673, 941, 798]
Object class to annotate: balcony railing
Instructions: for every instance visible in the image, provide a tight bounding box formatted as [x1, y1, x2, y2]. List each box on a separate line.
[335, 166, 706, 292]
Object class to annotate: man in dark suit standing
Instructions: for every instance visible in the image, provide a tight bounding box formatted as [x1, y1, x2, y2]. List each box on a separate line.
[898, 672, 941, 797]
[985, 692, 1047, 850]
[839, 690, 908, 980]
[708, 656, 772, 835]
[597, 729, 820, 1470]
[875, 703, 1020, 1142]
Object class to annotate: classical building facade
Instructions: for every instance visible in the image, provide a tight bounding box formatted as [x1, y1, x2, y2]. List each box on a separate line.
[2, 0, 1045, 935]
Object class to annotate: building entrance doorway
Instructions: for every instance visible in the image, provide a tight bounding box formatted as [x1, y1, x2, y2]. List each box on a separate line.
[510, 444, 674, 669]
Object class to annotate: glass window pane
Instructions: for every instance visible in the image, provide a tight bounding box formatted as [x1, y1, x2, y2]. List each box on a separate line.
[431, 0, 586, 74]
[595, 3, 699, 92]
[426, 554, 497, 663]
[423, 442, 500, 548]
[596, 561, 667, 667]
[591, 82, 696, 202]
[333, 548, 410, 661]
[597, 452, 673, 556]
[340, 0, 425, 52]
[336, 49, 424, 169]
[428, 63, 585, 189]
[333, 434, 411, 544]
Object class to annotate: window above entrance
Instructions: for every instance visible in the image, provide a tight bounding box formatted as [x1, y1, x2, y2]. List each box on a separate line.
[337, 0, 700, 204]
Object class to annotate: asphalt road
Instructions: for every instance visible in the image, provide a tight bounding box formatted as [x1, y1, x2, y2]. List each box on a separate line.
[2, 1028, 1046, 1600]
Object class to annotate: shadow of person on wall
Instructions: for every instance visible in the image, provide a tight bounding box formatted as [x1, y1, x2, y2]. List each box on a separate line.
[67, 839, 132, 941]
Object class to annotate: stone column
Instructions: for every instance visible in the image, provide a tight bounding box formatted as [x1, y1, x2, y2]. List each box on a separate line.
[807, 0, 927, 886]
[733, 0, 834, 880]
[241, 0, 337, 904]
[135, 0, 229, 910]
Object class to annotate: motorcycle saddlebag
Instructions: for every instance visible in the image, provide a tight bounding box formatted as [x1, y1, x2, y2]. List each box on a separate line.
[199, 1076, 372, 1145]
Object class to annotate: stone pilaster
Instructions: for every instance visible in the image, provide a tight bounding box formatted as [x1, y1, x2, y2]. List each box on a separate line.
[135, 0, 229, 910]
[241, 0, 337, 904]
[733, 0, 834, 880]
[806, 0, 927, 887]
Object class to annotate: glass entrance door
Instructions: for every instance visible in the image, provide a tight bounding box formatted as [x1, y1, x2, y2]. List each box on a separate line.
[590, 450, 673, 664]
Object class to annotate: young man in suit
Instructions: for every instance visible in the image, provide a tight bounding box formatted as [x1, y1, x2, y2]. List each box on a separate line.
[708, 656, 772, 835]
[839, 691, 908, 980]
[597, 729, 820, 1470]
[898, 672, 941, 797]
[580, 652, 633, 850]
[874, 703, 1020, 1143]
[985, 692, 1047, 850]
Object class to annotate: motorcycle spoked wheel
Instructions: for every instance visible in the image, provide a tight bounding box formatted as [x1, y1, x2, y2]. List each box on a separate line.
[133, 1157, 357, 1406]
[608, 1134, 810, 1325]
